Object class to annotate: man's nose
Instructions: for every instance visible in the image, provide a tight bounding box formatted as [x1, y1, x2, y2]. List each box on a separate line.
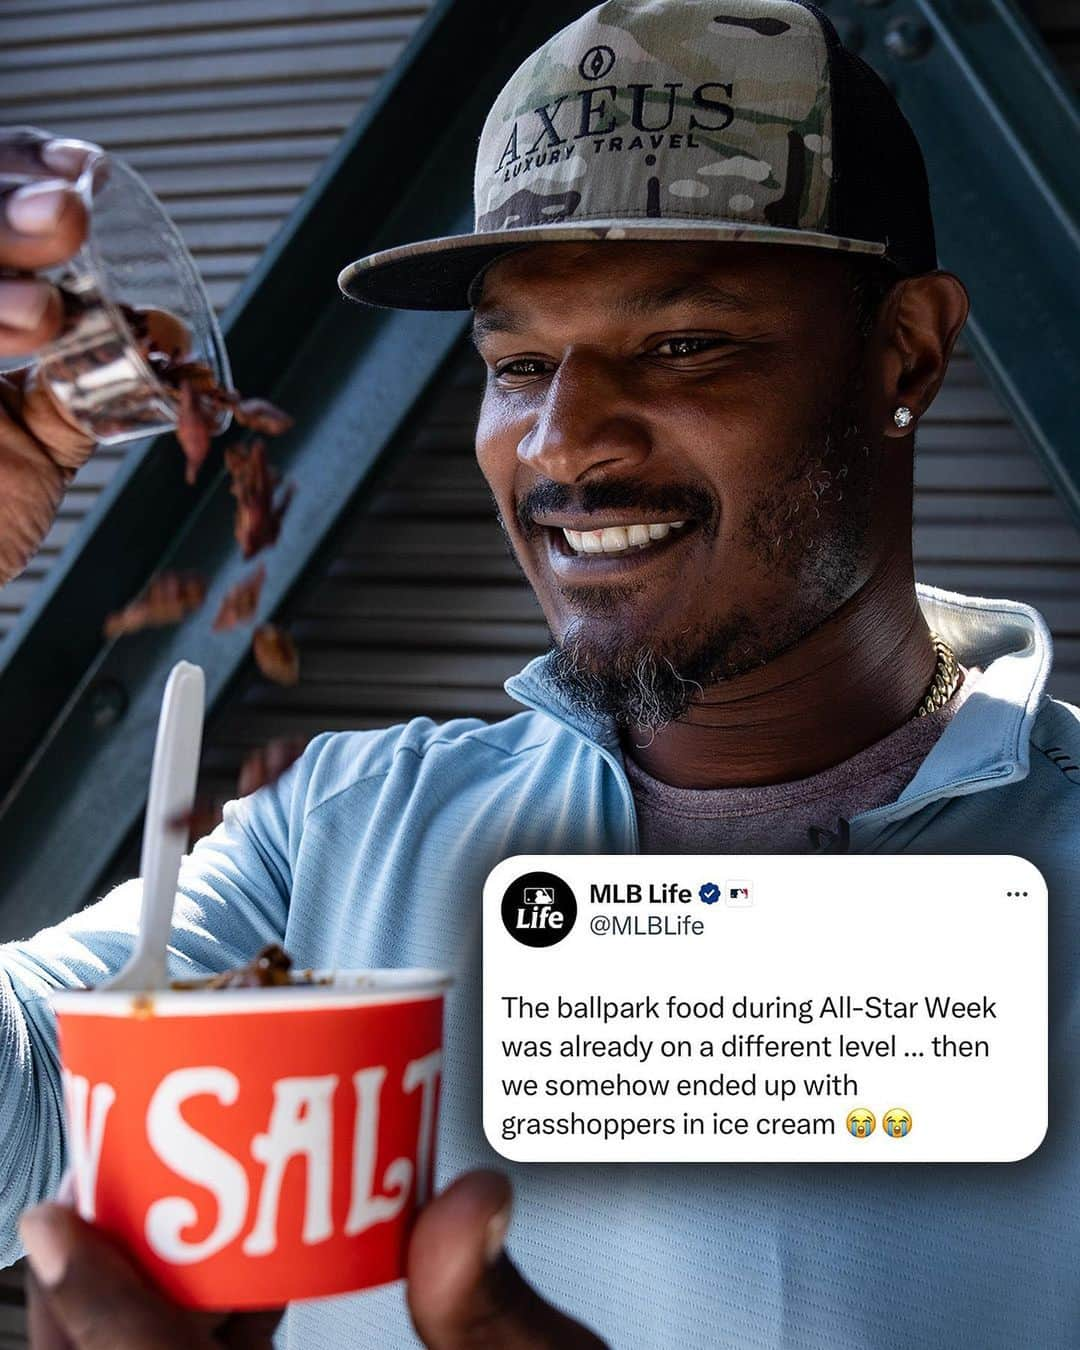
[517, 348, 650, 483]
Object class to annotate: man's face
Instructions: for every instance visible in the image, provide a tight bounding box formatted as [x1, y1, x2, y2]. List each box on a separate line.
[471, 241, 893, 729]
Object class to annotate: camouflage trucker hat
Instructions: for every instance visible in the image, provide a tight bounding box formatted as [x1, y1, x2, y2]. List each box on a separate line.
[337, 0, 937, 310]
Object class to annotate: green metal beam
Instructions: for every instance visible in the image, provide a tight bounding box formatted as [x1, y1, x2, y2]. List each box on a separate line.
[824, 0, 1080, 525]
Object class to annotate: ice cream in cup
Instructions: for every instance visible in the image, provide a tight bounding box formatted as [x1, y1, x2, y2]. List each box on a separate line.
[50, 954, 452, 1309]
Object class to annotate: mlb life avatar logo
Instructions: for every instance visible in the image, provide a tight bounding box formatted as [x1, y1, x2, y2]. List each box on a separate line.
[501, 871, 577, 948]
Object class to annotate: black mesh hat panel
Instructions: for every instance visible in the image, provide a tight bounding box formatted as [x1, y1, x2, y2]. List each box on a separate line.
[797, 0, 938, 275]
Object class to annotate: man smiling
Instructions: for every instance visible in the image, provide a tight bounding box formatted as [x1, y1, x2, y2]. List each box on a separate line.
[468, 239, 960, 806]
[4, 1, 1080, 1347]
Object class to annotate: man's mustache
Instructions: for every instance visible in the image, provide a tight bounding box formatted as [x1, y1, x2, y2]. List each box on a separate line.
[514, 479, 717, 537]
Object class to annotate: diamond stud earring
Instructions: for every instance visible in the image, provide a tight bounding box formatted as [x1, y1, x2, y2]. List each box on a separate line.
[893, 406, 914, 428]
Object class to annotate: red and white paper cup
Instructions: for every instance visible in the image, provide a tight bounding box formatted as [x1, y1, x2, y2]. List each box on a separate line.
[50, 969, 451, 1310]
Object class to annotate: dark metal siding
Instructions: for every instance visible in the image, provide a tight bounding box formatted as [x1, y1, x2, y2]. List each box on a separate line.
[1023, 0, 1080, 84]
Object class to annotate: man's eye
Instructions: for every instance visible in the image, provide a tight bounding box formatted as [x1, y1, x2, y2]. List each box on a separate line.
[652, 336, 731, 357]
[495, 358, 549, 379]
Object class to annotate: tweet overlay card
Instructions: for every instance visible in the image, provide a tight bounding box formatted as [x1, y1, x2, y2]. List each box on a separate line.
[483, 855, 1047, 1163]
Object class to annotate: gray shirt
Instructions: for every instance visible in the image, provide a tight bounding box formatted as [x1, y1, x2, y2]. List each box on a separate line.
[624, 667, 978, 854]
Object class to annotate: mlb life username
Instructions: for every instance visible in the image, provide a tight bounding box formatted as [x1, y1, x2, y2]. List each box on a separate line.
[591, 882, 695, 903]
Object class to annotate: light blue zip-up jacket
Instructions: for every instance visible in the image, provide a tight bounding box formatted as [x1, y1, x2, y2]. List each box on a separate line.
[2, 583, 1078, 1349]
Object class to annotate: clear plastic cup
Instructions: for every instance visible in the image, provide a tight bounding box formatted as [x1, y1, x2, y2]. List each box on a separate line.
[20, 148, 232, 446]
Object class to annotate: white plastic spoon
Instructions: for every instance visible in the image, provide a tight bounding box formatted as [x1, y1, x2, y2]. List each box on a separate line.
[104, 659, 205, 992]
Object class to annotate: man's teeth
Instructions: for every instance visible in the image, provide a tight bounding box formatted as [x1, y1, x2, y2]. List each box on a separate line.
[561, 521, 687, 554]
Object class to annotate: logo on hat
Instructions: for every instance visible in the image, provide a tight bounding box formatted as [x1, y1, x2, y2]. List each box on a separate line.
[578, 45, 616, 80]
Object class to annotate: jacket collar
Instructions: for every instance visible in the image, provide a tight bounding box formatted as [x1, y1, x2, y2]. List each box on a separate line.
[504, 584, 1054, 818]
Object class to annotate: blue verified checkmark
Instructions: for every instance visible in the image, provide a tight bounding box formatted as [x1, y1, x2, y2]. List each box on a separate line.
[699, 882, 721, 905]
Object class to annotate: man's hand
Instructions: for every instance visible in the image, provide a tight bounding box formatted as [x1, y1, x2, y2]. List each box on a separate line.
[19, 1170, 607, 1349]
[0, 125, 103, 587]
[406, 1170, 606, 1349]
[19, 1204, 282, 1349]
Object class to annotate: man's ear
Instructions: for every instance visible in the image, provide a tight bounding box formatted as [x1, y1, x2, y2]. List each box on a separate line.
[877, 270, 969, 439]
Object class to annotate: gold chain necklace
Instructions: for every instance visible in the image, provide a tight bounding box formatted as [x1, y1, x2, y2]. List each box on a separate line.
[915, 632, 961, 716]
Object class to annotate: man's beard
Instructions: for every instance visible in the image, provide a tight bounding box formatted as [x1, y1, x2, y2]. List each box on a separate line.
[541, 364, 882, 734]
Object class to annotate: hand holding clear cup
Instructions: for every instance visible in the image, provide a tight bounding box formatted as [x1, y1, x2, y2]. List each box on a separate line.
[0, 124, 230, 587]
[0, 128, 102, 584]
